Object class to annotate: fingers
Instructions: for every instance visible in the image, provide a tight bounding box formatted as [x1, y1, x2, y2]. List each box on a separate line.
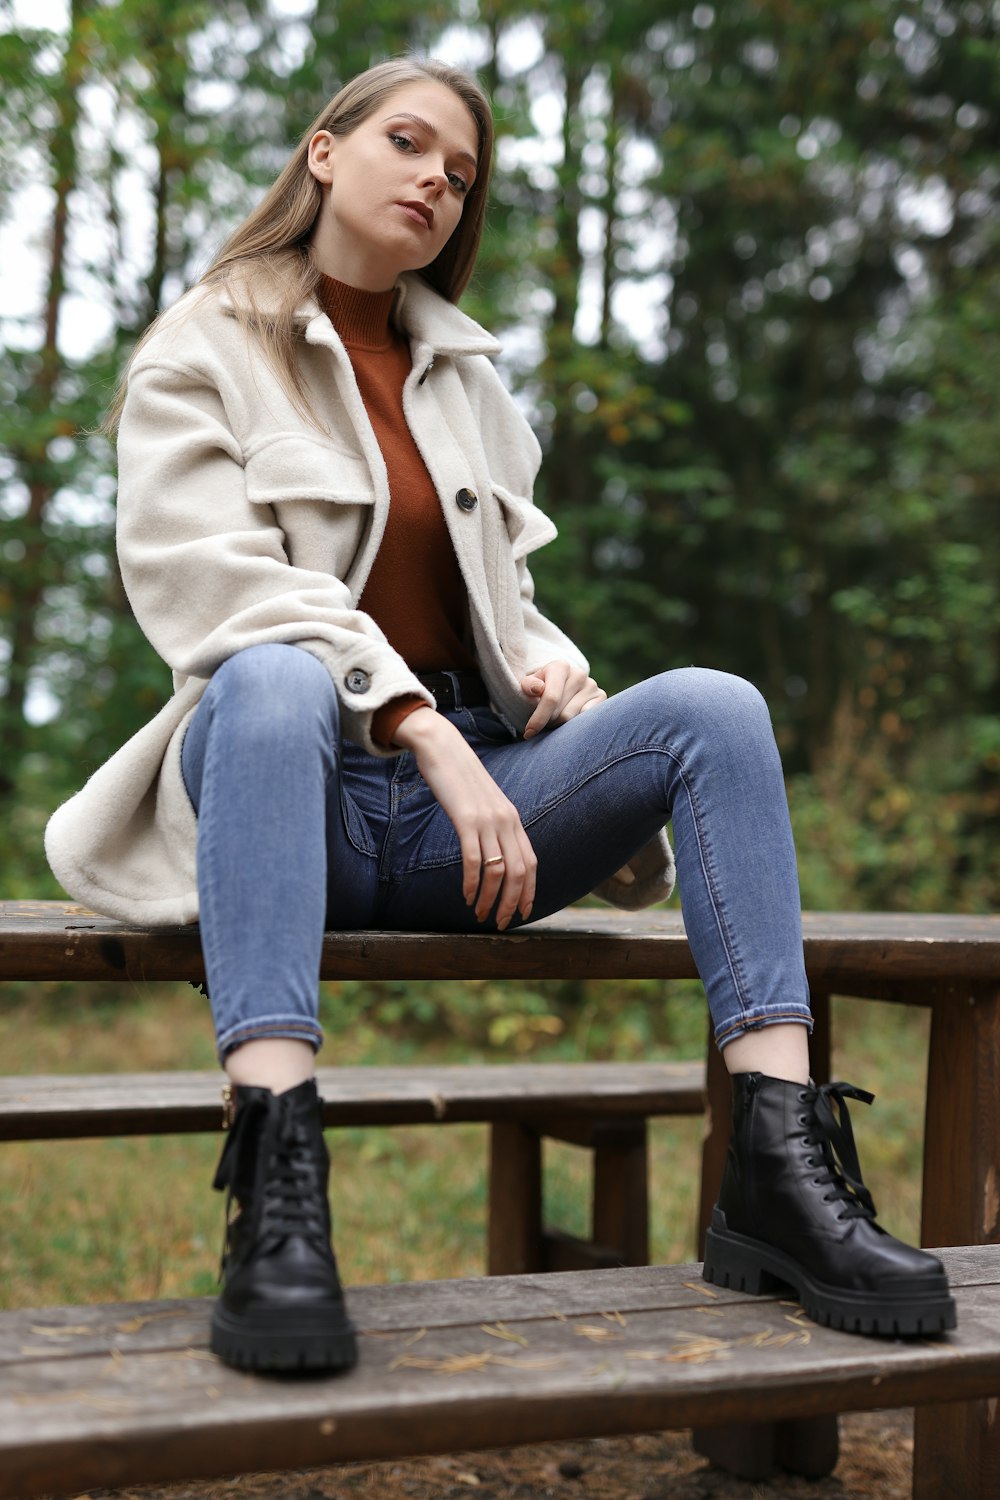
[473, 814, 537, 930]
[523, 663, 606, 738]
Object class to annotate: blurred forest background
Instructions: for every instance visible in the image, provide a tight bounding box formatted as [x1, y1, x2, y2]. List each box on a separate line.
[1, 0, 998, 913]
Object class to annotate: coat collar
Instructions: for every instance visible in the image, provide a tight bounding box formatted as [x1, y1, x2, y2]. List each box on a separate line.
[302, 272, 500, 360]
[215, 269, 500, 360]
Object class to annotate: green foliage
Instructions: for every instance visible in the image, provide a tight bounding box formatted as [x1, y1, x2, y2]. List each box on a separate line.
[0, 0, 996, 911]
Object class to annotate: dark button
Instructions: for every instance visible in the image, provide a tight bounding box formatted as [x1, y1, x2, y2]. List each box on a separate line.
[456, 487, 478, 512]
[345, 668, 370, 695]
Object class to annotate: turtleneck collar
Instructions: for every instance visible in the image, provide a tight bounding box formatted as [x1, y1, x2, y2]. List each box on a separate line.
[315, 273, 398, 351]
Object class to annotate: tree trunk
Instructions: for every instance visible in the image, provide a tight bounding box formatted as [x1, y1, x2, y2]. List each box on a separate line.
[0, 0, 89, 797]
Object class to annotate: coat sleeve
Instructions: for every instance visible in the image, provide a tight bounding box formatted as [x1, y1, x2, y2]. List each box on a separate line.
[115, 355, 433, 754]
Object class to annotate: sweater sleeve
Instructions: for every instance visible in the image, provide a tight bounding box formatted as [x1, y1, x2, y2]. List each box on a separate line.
[115, 356, 434, 756]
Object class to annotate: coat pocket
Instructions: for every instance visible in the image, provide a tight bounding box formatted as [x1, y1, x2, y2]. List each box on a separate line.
[492, 484, 558, 560]
[244, 434, 374, 506]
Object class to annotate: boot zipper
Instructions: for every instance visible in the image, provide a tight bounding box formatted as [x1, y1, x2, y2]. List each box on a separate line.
[221, 1082, 235, 1130]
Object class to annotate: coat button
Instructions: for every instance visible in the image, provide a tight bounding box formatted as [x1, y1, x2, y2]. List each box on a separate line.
[345, 668, 370, 694]
[455, 487, 478, 512]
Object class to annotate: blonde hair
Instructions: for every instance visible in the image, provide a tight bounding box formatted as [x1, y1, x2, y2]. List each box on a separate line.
[103, 58, 494, 434]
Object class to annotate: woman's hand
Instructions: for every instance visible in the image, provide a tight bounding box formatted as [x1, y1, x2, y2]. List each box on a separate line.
[520, 660, 607, 739]
[392, 708, 536, 929]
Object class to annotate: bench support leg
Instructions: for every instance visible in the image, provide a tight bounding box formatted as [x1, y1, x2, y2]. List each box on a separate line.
[693, 992, 838, 1482]
[913, 982, 1000, 1500]
[592, 1120, 649, 1268]
[488, 1117, 651, 1276]
[488, 1120, 543, 1275]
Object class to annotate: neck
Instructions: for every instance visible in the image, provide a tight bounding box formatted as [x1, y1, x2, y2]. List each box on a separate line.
[315, 273, 398, 351]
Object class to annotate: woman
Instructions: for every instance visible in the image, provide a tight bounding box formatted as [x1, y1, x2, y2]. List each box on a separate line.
[46, 57, 954, 1373]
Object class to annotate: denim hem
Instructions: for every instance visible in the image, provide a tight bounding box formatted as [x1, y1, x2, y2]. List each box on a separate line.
[715, 1008, 813, 1050]
[217, 1017, 324, 1062]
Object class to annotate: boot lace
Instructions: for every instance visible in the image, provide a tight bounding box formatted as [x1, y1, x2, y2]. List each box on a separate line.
[801, 1080, 877, 1222]
[215, 1093, 330, 1274]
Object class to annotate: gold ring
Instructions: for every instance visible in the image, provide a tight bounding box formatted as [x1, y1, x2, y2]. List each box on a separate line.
[483, 855, 505, 866]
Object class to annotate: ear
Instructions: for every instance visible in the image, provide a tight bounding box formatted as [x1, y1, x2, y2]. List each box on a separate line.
[307, 130, 335, 185]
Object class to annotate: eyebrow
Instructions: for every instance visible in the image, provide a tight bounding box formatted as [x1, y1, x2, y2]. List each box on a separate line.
[382, 112, 478, 172]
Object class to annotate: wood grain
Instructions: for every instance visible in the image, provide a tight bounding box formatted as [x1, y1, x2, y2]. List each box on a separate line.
[3, 902, 1000, 987]
[0, 1062, 706, 1141]
[1, 1247, 998, 1499]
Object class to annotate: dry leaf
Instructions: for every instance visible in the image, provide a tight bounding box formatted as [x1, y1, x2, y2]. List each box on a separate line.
[602, 1310, 627, 1327]
[573, 1324, 622, 1342]
[402, 1327, 427, 1347]
[490, 1355, 568, 1369]
[388, 1351, 494, 1374]
[114, 1309, 184, 1334]
[682, 1281, 719, 1298]
[480, 1323, 529, 1347]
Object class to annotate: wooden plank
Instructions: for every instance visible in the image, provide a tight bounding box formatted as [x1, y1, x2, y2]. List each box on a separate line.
[0, 1062, 706, 1142]
[1, 1247, 998, 1499]
[913, 981, 1000, 1500]
[3, 902, 1000, 985]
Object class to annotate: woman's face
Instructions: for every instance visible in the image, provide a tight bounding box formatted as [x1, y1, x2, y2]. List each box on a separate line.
[307, 80, 480, 292]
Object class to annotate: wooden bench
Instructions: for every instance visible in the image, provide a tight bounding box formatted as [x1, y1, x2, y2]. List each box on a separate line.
[0, 1062, 707, 1275]
[1, 1244, 998, 1500]
[2, 900, 1000, 1496]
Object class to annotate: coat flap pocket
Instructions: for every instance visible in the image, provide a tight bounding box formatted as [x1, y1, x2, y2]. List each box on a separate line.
[244, 435, 373, 506]
[493, 485, 557, 560]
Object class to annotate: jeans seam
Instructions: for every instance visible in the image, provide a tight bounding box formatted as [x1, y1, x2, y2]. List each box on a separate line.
[218, 1017, 324, 1055]
[671, 748, 754, 1023]
[715, 1008, 814, 1047]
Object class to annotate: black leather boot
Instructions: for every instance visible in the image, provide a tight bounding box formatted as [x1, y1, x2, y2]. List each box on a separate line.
[703, 1073, 956, 1336]
[210, 1077, 358, 1371]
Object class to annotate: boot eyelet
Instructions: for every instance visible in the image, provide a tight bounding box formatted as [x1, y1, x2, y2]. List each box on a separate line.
[797, 1091, 809, 1101]
[797, 1114, 809, 1126]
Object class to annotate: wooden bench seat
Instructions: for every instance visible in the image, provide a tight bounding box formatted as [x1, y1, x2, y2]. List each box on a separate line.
[0, 1062, 705, 1140]
[0, 1062, 706, 1277]
[2, 1244, 998, 1500]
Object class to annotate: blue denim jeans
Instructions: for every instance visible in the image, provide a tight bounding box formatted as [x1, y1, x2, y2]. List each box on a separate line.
[180, 644, 811, 1059]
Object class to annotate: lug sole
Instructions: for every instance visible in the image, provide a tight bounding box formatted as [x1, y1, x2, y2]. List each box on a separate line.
[210, 1299, 358, 1372]
[703, 1217, 957, 1338]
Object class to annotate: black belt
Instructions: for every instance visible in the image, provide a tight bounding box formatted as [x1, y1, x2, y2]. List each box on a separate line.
[415, 670, 490, 711]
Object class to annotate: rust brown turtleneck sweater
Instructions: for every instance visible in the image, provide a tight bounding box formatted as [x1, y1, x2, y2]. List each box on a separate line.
[315, 274, 477, 746]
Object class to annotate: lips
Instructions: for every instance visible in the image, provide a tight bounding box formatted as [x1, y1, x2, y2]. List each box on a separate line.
[400, 199, 434, 229]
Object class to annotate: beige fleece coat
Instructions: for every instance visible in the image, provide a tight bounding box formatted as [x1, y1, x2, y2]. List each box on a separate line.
[45, 272, 674, 925]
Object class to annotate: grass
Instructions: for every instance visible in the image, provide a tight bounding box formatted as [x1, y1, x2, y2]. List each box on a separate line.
[0, 979, 929, 1311]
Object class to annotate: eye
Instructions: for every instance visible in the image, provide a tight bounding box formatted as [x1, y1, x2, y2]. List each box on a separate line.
[389, 132, 414, 152]
[448, 172, 470, 195]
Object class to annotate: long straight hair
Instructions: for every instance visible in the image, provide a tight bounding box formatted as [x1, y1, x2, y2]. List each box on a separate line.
[104, 58, 494, 434]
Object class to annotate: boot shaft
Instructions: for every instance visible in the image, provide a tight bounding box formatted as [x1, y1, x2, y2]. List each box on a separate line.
[214, 1078, 332, 1265]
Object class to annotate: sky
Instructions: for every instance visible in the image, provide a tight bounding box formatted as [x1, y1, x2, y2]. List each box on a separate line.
[0, 0, 670, 370]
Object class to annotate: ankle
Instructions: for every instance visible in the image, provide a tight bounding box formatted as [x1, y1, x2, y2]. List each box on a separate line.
[224, 1038, 316, 1095]
[722, 1021, 810, 1085]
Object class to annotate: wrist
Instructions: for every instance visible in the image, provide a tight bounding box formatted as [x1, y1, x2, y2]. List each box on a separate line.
[391, 705, 443, 750]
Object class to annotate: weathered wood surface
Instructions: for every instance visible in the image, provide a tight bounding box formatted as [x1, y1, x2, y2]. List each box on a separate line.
[3, 901, 1000, 988]
[0, 1062, 706, 1142]
[1, 1247, 998, 1499]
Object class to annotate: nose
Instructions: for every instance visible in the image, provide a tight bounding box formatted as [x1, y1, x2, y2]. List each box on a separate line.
[418, 159, 449, 199]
